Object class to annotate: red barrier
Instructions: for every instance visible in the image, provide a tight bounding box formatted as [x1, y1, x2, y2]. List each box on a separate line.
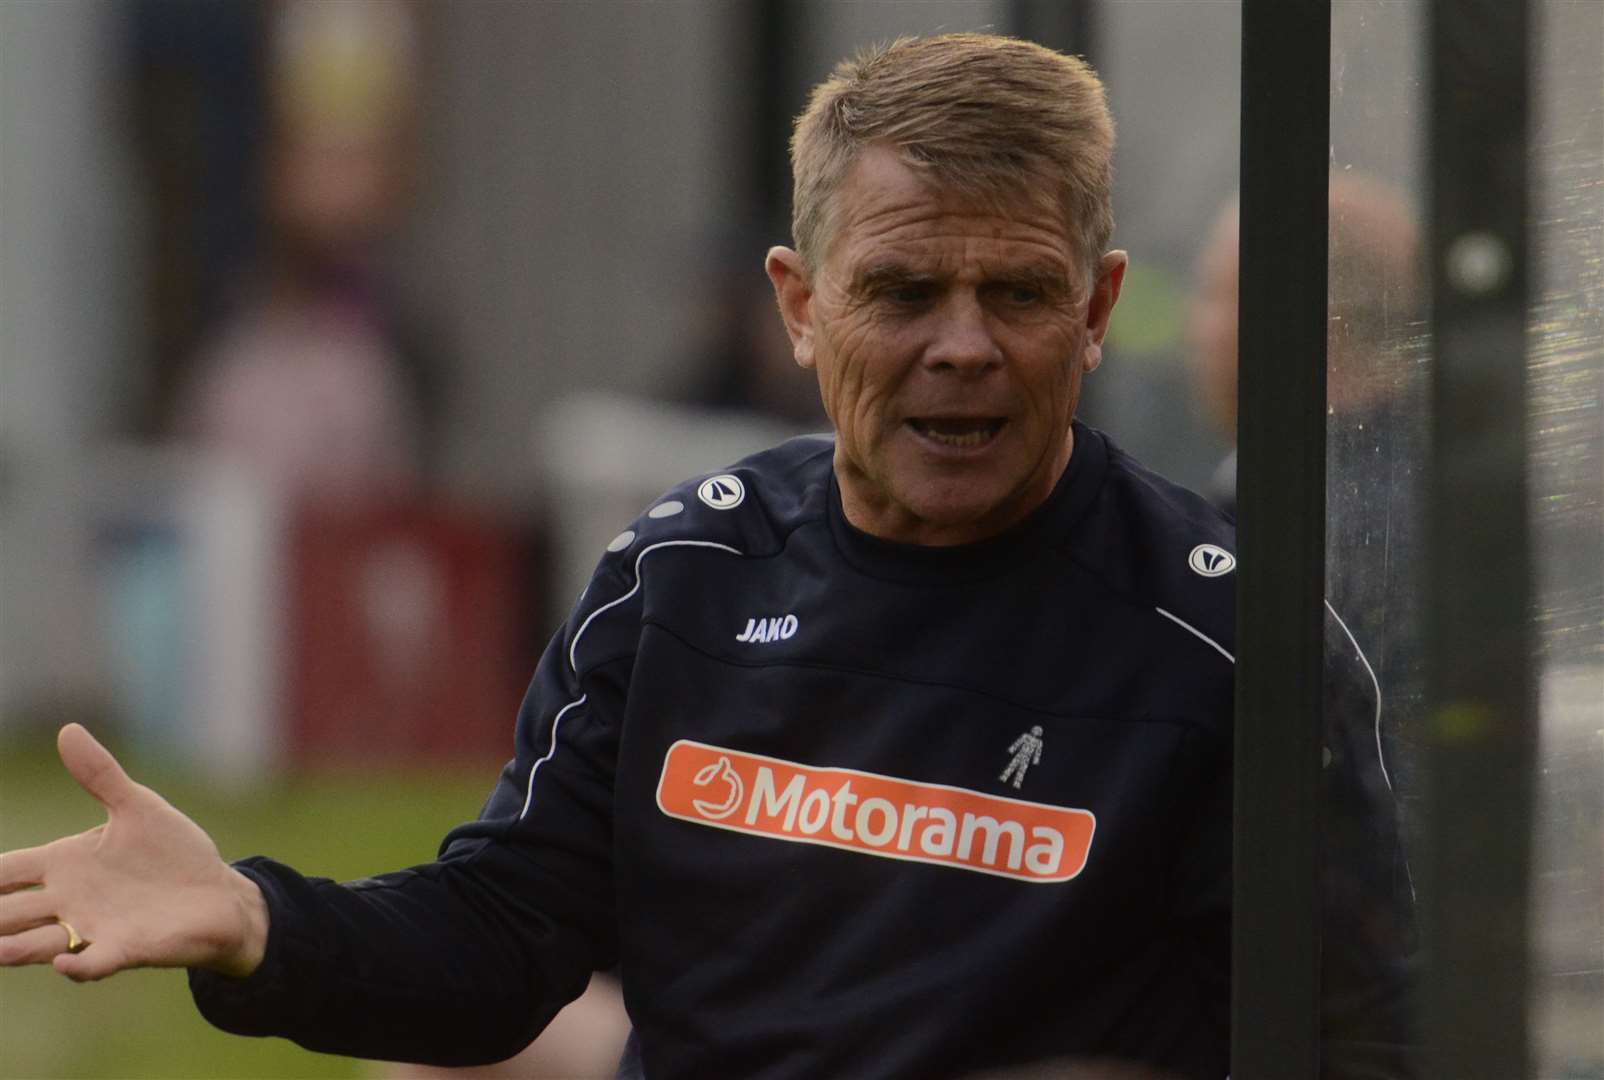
[286, 502, 544, 766]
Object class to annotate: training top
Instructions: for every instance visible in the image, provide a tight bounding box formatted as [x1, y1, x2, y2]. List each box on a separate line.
[191, 422, 1412, 1079]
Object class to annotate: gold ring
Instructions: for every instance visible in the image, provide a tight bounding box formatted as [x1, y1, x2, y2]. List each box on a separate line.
[55, 919, 90, 955]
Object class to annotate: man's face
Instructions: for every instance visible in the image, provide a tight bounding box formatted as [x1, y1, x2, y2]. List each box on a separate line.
[768, 145, 1125, 546]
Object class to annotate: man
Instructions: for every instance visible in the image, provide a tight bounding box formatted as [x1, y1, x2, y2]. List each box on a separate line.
[0, 34, 1403, 1079]
[1185, 175, 1428, 776]
[1185, 177, 1424, 1077]
[1185, 176, 1425, 523]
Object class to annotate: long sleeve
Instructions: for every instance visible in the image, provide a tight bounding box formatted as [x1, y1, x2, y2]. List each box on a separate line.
[1320, 603, 1420, 1079]
[189, 557, 640, 1067]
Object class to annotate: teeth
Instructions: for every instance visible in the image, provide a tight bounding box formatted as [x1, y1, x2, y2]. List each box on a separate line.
[912, 420, 1002, 447]
[926, 428, 991, 447]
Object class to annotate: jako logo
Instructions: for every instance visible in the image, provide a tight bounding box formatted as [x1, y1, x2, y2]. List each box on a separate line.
[736, 614, 797, 643]
[656, 740, 1096, 884]
[697, 474, 745, 510]
[1188, 543, 1236, 577]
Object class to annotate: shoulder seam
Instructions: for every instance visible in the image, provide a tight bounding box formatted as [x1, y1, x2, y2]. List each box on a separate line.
[569, 539, 743, 674]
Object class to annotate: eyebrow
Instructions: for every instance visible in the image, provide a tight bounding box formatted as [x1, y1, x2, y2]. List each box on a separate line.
[991, 266, 1074, 293]
[852, 261, 1073, 294]
[853, 262, 935, 293]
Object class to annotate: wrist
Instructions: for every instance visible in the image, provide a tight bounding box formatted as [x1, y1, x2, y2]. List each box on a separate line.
[210, 868, 269, 979]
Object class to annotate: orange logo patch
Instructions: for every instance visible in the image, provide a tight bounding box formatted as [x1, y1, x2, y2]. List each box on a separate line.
[656, 740, 1095, 883]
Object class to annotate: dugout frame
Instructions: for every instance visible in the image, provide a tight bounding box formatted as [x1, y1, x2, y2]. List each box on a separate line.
[1234, 1, 1537, 1077]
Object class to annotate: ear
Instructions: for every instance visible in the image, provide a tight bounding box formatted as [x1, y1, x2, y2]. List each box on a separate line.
[1081, 250, 1128, 374]
[765, 246, 817, 370]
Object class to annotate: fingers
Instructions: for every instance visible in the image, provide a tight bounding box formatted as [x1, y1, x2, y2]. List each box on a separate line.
[54, 939, 126, 983]
[0, 912, 121, 981]
[0, 886, 57, 935]
[0, 845, 47, 893]
[0, 921, 77, 967]
[57, 723, 138, 812]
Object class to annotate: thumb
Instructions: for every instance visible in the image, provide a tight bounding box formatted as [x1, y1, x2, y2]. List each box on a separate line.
[57, 724, 139, 813]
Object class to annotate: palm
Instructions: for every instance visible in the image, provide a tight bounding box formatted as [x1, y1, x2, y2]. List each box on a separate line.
[0, 725, 265, 981]
[48, 788, 231, 967]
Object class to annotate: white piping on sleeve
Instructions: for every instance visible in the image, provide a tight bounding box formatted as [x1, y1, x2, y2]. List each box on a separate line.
[568, 539, 742, 674]
[1154, 606, 1236, 664]
[1324, 599, 1415, 901]
[521, 538, 743, 822]
[519, 695, 588, 820]
[1323, 599, 1393, 793]
[1154, 600, 1396, 795]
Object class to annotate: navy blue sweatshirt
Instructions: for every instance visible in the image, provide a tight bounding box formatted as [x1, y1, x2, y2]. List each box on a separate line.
[191, 423, 1411, 1078]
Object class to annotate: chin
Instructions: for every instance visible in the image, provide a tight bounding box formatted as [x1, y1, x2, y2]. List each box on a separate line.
[895, 487, 1014, 544]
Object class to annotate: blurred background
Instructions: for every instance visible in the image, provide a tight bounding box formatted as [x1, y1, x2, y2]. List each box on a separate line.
[0, 1, 1596, 1078]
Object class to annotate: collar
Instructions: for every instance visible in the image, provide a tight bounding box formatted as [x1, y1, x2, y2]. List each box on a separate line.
[825, 420, 1109, 585]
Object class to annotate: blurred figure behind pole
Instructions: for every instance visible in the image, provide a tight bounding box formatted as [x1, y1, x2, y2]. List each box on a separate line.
[1185, 169, 1430, 733]
[1186, 175, 1429, 1071]
[171, 0, 439, 507]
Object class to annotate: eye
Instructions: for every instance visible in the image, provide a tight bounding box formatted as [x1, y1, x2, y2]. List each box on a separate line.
[886, 282, 935, 305]
[999, 283, 1044, 306]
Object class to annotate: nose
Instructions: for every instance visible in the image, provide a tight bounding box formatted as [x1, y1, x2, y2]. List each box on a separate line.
[922, 293, 1003, 375]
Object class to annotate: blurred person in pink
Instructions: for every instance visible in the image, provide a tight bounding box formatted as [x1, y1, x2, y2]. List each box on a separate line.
[172, 0, 435, 506]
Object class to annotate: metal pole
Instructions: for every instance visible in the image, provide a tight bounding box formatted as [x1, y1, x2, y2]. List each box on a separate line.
[1234, 0, 1329, 1076]
[1009, 0, 1097, 61]
[1424, 1, 1536, 1076]
[748, 0, 803, 239]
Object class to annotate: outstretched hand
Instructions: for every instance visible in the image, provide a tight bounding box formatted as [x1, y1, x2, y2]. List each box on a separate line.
[0, 724, 268, 982]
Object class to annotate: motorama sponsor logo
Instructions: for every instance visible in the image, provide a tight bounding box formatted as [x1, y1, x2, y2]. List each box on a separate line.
[656, 740, 1095, 883]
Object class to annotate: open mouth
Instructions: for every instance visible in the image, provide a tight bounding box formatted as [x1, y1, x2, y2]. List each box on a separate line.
[906, 417, 1007, 449]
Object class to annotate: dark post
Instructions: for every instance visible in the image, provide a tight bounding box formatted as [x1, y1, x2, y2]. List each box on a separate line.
[748, 0, 804, 240]
[1009, 0, 1097, 61]
[1233, 1, 1329, 1076]
[1424, 1, 1535, 1076]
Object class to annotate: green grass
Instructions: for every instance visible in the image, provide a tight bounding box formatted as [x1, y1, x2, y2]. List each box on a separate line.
[0, 730, 502, 1080]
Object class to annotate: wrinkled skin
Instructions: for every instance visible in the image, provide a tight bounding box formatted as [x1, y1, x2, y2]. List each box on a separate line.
[768, 145, 1126, 546]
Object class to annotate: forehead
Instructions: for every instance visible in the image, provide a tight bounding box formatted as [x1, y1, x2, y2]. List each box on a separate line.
[828, 146, 1076, 274]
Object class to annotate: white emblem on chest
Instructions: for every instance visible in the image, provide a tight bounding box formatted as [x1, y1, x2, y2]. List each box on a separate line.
[736, 614, 798, 643]
[999, 725, 1045, 789]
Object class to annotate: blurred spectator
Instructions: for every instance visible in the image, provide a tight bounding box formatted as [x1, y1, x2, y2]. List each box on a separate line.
[1184, 174, 1426, 522]
[171, 0, 440, 506]
[1185, 174, 1430, 947]
[1186, 172, 1430, 677]
[1186, 174, 1428, 673]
